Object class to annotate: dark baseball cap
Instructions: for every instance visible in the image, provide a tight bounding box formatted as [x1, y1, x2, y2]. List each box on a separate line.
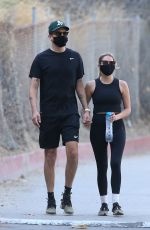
[48, 20, 69, 34]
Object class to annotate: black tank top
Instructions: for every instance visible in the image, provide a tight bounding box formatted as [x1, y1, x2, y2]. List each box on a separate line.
[92, 78, 122, 113]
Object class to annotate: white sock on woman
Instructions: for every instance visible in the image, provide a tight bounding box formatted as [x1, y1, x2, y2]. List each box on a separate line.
[100, 195, 108, 204]
[112, 194, 120, 203]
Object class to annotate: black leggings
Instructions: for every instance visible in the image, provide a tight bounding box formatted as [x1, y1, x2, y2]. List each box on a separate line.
[90, 114, 126, 196]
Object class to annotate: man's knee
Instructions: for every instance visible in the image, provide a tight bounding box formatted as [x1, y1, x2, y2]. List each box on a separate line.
[66, 143, 78, 161]
[45, 149, 57, 165]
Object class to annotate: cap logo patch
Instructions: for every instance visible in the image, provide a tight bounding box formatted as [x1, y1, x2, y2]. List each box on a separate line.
[57, 20, 64, 26]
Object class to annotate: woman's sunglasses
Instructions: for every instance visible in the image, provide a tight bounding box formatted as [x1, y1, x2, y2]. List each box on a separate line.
[99, 60, 116, 66]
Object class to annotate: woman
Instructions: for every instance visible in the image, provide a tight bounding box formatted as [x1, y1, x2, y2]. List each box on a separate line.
[85, 53, 131, 216]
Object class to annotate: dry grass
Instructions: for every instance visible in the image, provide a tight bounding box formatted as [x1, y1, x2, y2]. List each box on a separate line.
[0, 0, 52, 25]
[0, 0, 125, 26]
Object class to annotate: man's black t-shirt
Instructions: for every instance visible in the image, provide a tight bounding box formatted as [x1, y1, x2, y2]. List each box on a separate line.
[29, 48, 84, 117]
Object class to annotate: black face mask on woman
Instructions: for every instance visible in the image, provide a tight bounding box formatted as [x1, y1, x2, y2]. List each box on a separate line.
[53, 36, 68, 47]
[100, 64, 115, 76]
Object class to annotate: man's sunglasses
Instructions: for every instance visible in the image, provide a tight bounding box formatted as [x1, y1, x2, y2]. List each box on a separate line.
[52, 31, 69, 37]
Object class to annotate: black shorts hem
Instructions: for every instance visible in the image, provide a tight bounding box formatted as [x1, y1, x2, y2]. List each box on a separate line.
[63, 138, 79, 146]
[39, 144, 59, 149]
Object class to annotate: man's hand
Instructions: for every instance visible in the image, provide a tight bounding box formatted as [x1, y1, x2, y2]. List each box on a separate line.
[82, 111, 91, 127]
[32, 111, 41, 128]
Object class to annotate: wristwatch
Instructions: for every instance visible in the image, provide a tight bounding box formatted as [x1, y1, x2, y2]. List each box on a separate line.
[84, 108, 91, 112]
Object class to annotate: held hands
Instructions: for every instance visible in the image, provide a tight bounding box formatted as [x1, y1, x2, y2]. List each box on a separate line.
[82, 109, 91, 127]
[32, 111, 41, 128]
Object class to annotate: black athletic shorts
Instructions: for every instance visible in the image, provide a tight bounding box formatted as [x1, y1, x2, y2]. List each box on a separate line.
[39, 113, 80, 149]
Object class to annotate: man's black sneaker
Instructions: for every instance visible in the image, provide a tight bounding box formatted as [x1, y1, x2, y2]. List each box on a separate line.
[112, 202, 124, 216]
[60, 192, 74, 214]
[46, 197, 56, 214]
[98, 203, 109, 216]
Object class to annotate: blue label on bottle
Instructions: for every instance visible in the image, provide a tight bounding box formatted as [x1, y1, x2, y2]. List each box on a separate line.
[106, 112, 112, 116]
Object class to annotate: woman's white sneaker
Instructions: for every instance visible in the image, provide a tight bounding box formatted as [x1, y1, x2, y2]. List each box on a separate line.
[98, 203, 109, 216]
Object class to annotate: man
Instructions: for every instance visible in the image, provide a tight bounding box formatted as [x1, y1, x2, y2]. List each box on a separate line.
[29, 20, 90, 215]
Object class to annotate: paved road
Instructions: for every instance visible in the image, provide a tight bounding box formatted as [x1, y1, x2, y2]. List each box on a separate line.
[0, 225, 146, 230]
[0, 153, 150, 229]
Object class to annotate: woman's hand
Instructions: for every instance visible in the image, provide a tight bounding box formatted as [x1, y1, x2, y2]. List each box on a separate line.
[110, 113, 118, 122]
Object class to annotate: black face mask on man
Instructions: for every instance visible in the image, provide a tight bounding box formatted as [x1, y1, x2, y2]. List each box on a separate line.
[100, 64, 115, 76]
[53, 36, 68, 47]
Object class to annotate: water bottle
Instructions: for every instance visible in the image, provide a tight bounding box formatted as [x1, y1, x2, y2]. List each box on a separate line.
[105, 112, 113, 142]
